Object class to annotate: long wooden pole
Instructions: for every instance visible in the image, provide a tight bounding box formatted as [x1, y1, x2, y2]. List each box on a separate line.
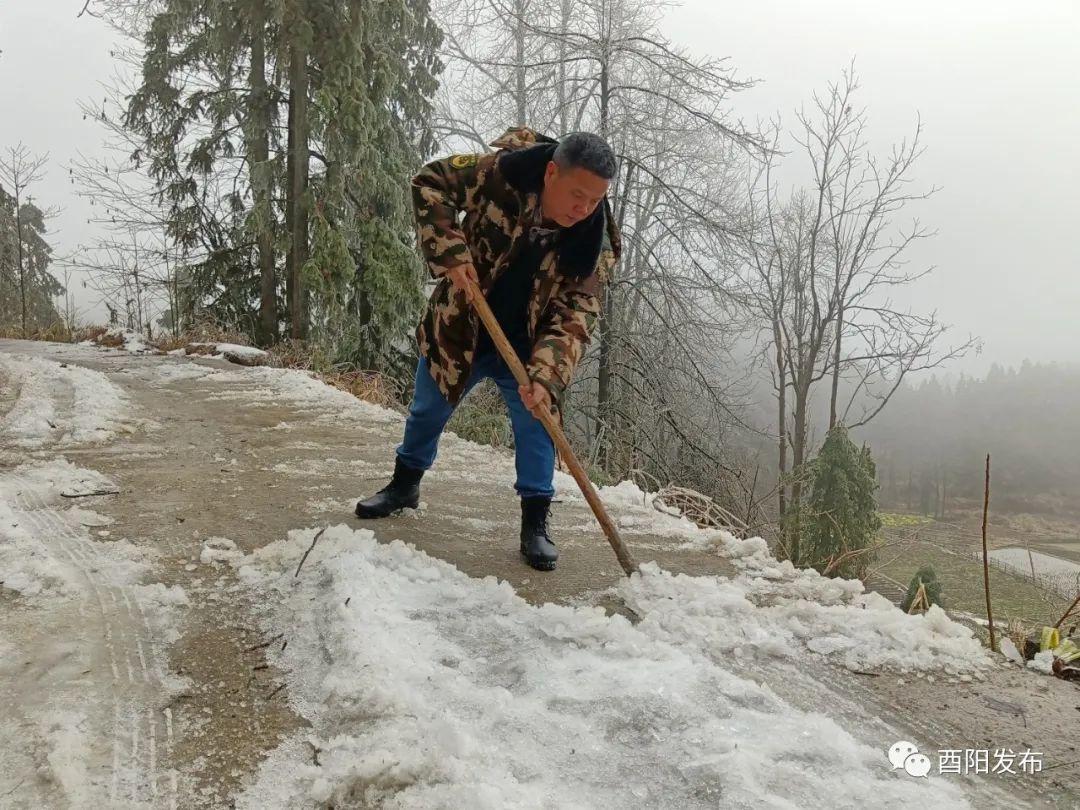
[465, 279, 639, 576]
[982, 453, 997, 652]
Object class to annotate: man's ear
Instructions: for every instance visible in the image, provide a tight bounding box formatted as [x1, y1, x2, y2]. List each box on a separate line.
[544, 160, 559, 184]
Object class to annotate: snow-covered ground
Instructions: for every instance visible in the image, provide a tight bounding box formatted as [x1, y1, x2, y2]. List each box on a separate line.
[0, 345, 189, 807]
[0, 352, 141, 449]
[232, 524, 980, 809]
[0, 340, 1027, 808]
[989, 547, 1080, 598]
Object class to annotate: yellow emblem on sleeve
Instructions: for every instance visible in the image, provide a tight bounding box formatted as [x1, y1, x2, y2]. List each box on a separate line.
[449, 153, 479, 169]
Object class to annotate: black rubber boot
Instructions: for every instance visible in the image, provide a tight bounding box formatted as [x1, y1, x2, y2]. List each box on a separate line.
[520, 496, 558, 571]
[354, 457, 424, 519]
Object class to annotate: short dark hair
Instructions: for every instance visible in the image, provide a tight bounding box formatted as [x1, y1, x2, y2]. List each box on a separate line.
[552, 132, 617, 180]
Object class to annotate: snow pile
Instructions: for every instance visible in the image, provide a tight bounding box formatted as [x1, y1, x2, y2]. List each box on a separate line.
[212, 342, 267, 359]
[185, 341, 269, 362]
[201, 365, 400, 426]
[234, 525, 970, 809]
[0, 353, 137, 448]
[577, 481, 991, 675]
[593, 479, 724, 542]
[1027, 650, 1055, 674]
[621, 553, 988, 675]
[113, 328, 152, 353]
[133, 582, 191, 645]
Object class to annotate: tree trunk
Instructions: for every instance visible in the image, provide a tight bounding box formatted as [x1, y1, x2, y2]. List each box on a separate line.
[557, 0, 570, 134]
[940, 465, 947, 518]
[250, 5, 277, 347]
[14, 192, 26, 336]
[829, 303, 843, 429]
[788, 371, 811, 563]
[776, 327, 788, 522]
[286, 30, 309, 339]
[595, 55, 613, 469]
[513, 0, 527, 127]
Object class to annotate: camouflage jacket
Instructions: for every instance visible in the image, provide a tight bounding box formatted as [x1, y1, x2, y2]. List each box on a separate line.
[412, 127, 621, 416]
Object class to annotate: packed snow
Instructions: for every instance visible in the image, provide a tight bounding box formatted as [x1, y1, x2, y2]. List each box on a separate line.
[989, 547, 1080, 597]
[233, 525, 974, 809]
[0, 353, 138, 448]
[0, 342, 1015, 807]
[0, 459, 147, 597]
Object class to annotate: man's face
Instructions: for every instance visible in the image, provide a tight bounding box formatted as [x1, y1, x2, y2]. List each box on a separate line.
[539, 161, 610, 227]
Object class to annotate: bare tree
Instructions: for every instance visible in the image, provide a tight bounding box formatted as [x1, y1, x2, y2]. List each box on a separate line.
[431, 0, 769, 522]
[740, 67, 978, 564]
[67, 74, 188, 338]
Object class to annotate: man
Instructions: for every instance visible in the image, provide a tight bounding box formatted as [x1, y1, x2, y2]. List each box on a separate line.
[354, 127, 620, 572]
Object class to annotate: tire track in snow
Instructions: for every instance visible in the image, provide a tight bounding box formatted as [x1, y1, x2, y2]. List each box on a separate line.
[11, 476, 178, 808]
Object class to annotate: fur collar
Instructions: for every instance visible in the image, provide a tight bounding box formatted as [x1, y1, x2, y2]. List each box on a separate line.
[497, 141, 609, 280]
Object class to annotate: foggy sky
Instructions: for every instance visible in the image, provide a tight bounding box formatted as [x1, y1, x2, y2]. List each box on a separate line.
[2, 1, 1077, 379]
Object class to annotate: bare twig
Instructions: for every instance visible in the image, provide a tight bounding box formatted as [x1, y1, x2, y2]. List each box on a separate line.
[294, 527, 326, 578]
[1053, 591, 1080, 631]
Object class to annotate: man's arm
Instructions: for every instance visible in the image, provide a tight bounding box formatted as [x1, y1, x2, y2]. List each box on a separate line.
[410, 154, 485, 279]
[525, 266, 605, 412]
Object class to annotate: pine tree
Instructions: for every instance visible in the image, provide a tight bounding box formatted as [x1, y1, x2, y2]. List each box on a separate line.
[123, 0, 443, 362]
[0, 178, 62, 333]
[901, 565, 943, 613]
[297, 0, 443, 366]
[799, 425, 883, 579]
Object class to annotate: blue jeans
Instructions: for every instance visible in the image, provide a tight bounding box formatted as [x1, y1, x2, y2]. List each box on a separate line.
[395, 349, 556, 499]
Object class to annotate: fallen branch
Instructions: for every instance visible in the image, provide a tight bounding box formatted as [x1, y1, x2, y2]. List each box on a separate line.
[60, 489, 119, 498]
[294, 527, 327, 578]
[652, 484, 749, 534]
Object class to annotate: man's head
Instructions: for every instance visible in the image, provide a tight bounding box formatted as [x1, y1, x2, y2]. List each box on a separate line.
[540, 132, 616, 227]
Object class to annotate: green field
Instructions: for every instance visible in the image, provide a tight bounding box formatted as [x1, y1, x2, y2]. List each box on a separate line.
[871, 530, 1073, 634]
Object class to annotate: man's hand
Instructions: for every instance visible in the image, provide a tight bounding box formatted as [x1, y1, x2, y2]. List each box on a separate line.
[446, 263, 480, 303]
[519, 380, 552, 419]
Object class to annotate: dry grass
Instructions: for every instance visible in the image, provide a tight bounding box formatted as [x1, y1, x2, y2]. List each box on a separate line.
[446, 381, 513, 449]
[153, 319, 252, 353]
[322, 369, 406, 411]
[180, 343, 220, 356]
[74, 325, 108, 343]
[98, 332, 125, 348]
[266, 338, 322, 371]
[0, 321, 76, 342]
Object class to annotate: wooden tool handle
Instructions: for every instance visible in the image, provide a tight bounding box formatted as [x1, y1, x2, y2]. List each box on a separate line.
[464, 277, 639, 576]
